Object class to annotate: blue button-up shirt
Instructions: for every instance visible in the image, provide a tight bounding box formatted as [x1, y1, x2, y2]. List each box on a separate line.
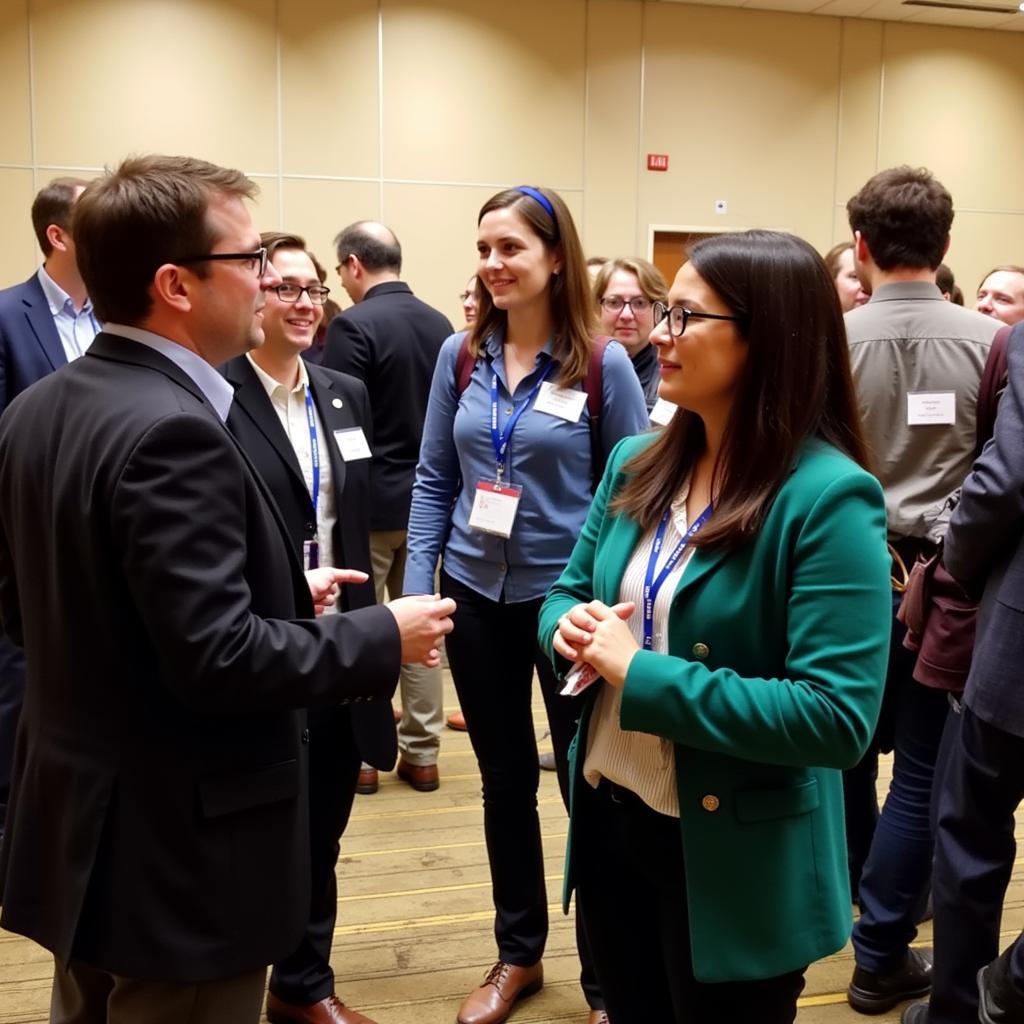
[37, 266, 101, 362]
[405, 330, 649, 602]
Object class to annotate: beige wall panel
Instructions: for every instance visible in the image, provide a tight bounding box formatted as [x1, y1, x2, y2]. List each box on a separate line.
[878, 24, 1024, 210]
[249, 174, 282, 236]
[276, 178, 380, 309]
[278, 0, 379, 178]
[31, 0, 278, 172]
[833, 18, 883, 208]
[0, 169, 39, 286]
[943, 211, 1024, 311]
[380, 0, 587, 187]
[0, 3, 32, 165]
[639, 3, 841, 254]
[583, 0, 644, 260]
[832, 202, 854, 250]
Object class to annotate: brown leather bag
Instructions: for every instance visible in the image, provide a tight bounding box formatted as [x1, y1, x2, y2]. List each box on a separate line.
[897, 325, 1010, 690]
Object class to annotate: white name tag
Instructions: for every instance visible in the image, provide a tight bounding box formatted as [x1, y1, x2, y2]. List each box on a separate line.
[333, 427, 372, 461]
[468, 481, 522, 538]
[907, 391, 956, 426]
[533, 381, 587, 423]
[649, 397, 677, 426]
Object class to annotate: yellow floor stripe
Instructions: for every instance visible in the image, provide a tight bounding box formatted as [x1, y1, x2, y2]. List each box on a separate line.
[335, 903, 564, 936]
[342, 833, 567, 859]
[348, 795, 563, 823]
[339, 874, 563, 904]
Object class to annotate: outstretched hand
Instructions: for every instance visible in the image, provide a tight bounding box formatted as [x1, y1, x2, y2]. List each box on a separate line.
[305, 567, 370, 616]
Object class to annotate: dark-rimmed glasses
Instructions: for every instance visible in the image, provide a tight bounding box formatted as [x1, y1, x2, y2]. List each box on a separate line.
[652, 300, 743, 337]
[269, 283, 331, 305]
[178, 247, 268, 277]
[600, 295, 652, 315]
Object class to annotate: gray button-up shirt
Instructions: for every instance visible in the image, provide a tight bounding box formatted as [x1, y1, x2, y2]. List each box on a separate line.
[846, 281, 999, 542]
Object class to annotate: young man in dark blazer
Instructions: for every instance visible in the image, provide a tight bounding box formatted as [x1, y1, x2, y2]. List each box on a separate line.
[224, 232, 390, 1024]
[902, 321, 1024, 1024]
[0, 155, 455, 1024]
[324, 222, 453, 793]
[0, 176, 97, 844]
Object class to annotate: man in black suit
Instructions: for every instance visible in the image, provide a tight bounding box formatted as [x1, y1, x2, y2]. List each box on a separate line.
[0, 155, 455, 1024]
[324, 221, 453, 794]
[224, 231, 390, 1024]
[901, 322, 1024, 1024]
[0, 176, 98, 844]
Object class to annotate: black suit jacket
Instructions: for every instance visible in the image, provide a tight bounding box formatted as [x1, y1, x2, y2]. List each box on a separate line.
[0, 273, 68, 415]
[0, 333, 400, 981]
[945, 323, 1024, 738]
[323, 281, 452, 531]
[224, 355, 397, 768]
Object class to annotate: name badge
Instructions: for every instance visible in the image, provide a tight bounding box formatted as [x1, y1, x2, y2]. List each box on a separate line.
[649, 397, 677, 426]
[468, 480, 522, 538]
[333, 427, 372, 461]
[303, 539, 319, 571]
[533, 381, 587, 423]
[907, 391, 956, 426]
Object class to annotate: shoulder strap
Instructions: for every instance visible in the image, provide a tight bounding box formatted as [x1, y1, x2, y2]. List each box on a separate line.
[976, 325, 1011, 454]
[454, 331, 476, 395]
[585, 336, 610, 491]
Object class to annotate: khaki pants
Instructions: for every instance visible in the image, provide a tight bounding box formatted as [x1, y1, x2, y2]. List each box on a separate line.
[51, 959, 266, 1024]
[369, 529, 443, 764]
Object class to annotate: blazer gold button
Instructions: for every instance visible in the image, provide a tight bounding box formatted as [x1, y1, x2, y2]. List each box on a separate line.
[692, 642, 710, 659]
[701, 794, 720, 812]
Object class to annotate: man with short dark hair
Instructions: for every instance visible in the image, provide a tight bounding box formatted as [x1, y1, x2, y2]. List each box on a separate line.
[324, 221, 453, 794]
[0, 155, 455, 1023]
[0, 175, 97, 846]
[842, 166, 999, 1017]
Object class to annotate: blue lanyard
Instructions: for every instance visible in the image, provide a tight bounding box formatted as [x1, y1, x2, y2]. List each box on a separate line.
[642, 504, 713, 650]
[304, 387, 320, 518]
[490, 362, 553, 484]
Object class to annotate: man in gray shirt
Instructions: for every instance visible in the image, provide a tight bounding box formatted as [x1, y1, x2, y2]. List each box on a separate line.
[842, 166, 998, 1017]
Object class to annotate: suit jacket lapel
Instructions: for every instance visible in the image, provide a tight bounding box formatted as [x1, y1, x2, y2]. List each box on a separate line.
[306, 368, 352, 500]
[23, 276, 67, 372]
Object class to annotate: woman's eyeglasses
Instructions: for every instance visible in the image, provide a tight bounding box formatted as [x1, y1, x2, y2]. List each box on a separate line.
[599, 295, 652, 315]
[652, 301, 743, 337]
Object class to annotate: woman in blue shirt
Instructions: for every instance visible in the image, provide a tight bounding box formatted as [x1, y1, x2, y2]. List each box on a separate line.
[405, 186, 648, 1024]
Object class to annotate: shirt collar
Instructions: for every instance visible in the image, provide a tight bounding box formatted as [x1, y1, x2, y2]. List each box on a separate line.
[37, 265, 94, 317]
[102, 323, 235, 422]
[482, 326, 556, 362]
[245, 352, 309, 401]
[866, 281, 944, 304]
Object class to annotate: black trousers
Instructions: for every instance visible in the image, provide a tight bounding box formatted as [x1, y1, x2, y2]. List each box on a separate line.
[270, 705, 362, 1006]
[0, 633, 25, 834]
[929, 704, 1024, 1023]
[440, 571, 601, 1008]
[575, 777, 807, 1024]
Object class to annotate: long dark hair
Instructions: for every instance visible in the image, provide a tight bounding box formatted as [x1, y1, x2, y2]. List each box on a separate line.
[611, 230, 870, 548]
[468, 187, 594, 387]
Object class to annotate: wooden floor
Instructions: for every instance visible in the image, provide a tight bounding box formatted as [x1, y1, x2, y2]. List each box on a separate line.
[1, 671, 1021, 1023]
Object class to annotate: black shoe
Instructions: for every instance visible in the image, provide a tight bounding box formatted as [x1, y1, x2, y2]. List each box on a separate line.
[848, 948, 934, 1014]
[978, 960, 1024, 1023]
[900, 1000, 929, 1023]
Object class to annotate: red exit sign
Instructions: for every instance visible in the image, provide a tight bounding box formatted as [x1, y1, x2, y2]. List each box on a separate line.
[647, 153, 669, 172]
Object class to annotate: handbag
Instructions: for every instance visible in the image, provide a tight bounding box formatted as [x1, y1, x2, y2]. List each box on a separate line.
[896, 325, 1010, 690]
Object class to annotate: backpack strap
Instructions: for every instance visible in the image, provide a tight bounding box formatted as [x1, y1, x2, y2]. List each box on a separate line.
[976, 325, 1011, 455]
[454, 331, 475, 395]
[586, 336, 610, 491]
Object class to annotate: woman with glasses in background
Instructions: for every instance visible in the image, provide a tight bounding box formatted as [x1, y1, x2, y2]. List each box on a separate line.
[539, 230, 891, 1023]
[593, 257, 668, 412]
[405, 187, 648, 1024]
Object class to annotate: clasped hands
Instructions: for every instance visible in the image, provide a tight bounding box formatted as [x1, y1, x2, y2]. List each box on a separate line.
[553, 600, 639, 688]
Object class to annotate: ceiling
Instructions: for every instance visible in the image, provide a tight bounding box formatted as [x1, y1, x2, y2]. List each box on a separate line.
[656, 0, 1024, 31]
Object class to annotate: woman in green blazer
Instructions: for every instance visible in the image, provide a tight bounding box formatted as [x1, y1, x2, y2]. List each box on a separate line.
[538, 230, 892, 1024]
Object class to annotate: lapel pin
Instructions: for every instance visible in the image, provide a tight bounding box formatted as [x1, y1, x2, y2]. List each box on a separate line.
[332, 398, 343, 409]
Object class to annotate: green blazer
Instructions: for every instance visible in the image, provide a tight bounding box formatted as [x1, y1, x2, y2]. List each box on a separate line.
[539, 433, 891, 983]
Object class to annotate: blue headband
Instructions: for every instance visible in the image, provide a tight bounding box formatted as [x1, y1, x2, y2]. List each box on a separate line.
[515, 186, 555, 219]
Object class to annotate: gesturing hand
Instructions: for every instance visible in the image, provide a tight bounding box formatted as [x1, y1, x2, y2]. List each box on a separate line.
[386, 593, 457, 668]
[553, 599, 638, 688]
[305, 567, 370, 615]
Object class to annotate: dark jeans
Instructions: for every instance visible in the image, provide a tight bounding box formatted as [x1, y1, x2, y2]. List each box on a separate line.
[270, 705, 362, 1005]
[928, 705, 1024, 1023]
[852, 597, 950, 973]
[575, 778, 807, 1023]
[440, 571, 600, 1008]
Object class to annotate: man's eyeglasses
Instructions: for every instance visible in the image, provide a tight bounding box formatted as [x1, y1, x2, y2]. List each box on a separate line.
[652, 301, 743, 338]
[269, 283, 331, 305]
[600, 295, 652, 315]
[178, 247, 268, 277]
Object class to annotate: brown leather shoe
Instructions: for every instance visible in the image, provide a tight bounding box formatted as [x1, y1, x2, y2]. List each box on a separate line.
[396, 756, 439, 792]
[355, 767, 378, 795]
[447, 710, 468, 731]
[266, 991, 378, 1024]
[456, 961, 543, 1024]
[588, 1011, 610, 1024]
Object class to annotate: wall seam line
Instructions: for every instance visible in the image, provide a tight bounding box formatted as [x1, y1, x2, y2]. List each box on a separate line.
[26, 0, 37, 199]
[377, 0, 385, 219]
[636, 0, 647, 257]
[275, 0, 284, 226]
